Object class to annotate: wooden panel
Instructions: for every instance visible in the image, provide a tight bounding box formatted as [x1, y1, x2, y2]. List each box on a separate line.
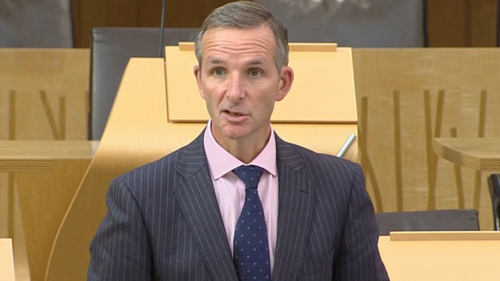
[379, 233, 500, 280]
[427, 0, 499, 47]
[353, 48, 500, 230]
[0, 49, 89, 140]
[72, 0, 108, 48]
[427, 0, 467, 47]
[389, 231, 500, 241]
[0, 141, 96, 281]
[433, 138, 500, 171]
[166, 44, 357, 123]
[469, 0, 499, 47]
[71, 0, 500, 48]
[16, 160, 91, 281]
[107, 0, 138, 27]
[72, 0, 237, 48]
[46, 58, 180, 281]
[0, 49, 90, 280]
[0, 239, 15, 281]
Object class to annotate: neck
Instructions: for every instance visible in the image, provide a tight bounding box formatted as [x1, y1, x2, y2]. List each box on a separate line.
[212, 125, 271, 164]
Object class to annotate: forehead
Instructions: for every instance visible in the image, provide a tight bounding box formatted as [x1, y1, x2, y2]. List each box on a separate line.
[201, 25, 276, 63]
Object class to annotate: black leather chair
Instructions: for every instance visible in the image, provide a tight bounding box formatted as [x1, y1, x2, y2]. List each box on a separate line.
[375, 209, 480, 235]
[89, 27, 198, 140]
[488, 174, 500, 230]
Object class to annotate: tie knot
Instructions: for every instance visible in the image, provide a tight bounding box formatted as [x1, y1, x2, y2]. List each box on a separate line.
[232, 165, 264, 190]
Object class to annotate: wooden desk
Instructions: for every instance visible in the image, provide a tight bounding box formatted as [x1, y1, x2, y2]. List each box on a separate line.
[0, 238, 15, 281]
[433, 138, 500, 171]
[0, 141, 98, 281]
[0, 141, 98, 171]
[379, 231, 500, 281]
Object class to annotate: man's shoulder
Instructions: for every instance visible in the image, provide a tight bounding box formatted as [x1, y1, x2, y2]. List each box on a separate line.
[115, 142, 195, 184]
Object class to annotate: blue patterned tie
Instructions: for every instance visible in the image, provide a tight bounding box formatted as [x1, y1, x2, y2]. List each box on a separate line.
[232, 165, 272, 280]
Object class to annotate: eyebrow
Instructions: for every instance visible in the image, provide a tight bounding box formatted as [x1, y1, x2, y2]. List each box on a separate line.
[247, 59, 266, 66]
[206, 57, 268, 66]
[207, 57, 224, 65]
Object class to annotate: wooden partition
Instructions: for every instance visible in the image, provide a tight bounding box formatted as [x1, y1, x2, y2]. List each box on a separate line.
[379, 231, 500, 280]
[0, 49, 90, 281]
[0, 239, 15, 281]
[353, 48, 500, 229]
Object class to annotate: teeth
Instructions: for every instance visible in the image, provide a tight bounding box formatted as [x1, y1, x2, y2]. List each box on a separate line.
[229, 112, 242, 116]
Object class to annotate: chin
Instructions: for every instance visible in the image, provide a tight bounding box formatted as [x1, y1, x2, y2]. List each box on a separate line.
[222, 128, 252, 141]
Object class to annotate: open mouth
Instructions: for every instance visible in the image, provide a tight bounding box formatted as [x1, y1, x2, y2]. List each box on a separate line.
[225, 111, 243, 117]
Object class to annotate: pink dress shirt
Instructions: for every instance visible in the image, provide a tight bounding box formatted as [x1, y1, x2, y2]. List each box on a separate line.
[203, 121, 279, 272]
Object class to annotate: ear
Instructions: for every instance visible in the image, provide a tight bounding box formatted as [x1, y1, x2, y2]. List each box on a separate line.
[193, 64, 205, 99]
[275, 66, 294, 101]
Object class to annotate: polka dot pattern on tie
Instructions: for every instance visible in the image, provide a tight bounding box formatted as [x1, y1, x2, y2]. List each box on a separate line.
[232, 165, 271, 280]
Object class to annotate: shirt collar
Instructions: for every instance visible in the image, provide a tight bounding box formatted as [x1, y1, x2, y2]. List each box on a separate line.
[203, 120, 277, 180]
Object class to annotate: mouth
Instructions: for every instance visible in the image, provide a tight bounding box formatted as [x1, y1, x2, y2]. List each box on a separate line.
[223, 110, 245, 117]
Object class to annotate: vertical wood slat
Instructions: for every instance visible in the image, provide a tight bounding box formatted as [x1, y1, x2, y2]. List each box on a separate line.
[424, 90, 445, 210]
[9, 91, 16, 140]
[393, 91, 403, 211]
[8, 91, 16, 239]
[7, 174, 15, 239]
[359, 97, 384, 212]
[39, 91, 62, 140]
[59, 97, 66, 140]
[473, 90, 488, 210]
[450, 127, 465, 209]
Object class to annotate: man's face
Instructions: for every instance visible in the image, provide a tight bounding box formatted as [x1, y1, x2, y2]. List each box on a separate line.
[193, 25, 293, 147]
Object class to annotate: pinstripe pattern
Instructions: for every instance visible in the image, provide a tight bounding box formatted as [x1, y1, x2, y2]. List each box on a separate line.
[88, 132, 388, 281]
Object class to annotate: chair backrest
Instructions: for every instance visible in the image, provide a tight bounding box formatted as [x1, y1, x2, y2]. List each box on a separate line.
[254, 0, 425, 47]
[375, 209, 480, 235]
[488, 174, 500, 230]
[89, 27, 198, 140]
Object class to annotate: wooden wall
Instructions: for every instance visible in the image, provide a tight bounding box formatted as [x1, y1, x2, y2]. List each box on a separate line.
[72, 0, 499, 48]
[71, 0, 238, 48]
[353, 48, 500, 230]
[0, 49, 90, 281]
[427, 0, 499, 47]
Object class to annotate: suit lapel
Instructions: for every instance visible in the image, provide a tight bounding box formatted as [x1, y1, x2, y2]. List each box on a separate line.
[273, 137, 314, 281]
[174, 133, 238, 281]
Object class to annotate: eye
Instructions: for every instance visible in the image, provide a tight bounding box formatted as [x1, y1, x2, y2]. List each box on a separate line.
[212, 68, 225, 76]
[248, 69, 262, 77]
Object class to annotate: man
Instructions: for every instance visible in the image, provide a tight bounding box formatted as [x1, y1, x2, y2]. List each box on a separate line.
[88, 1, 389, 280]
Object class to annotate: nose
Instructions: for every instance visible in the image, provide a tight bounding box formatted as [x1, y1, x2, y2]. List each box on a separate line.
[226, 72, 244, 103]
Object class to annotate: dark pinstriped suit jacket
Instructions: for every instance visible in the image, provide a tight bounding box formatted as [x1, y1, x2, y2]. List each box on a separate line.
[88, 132, 389, 281]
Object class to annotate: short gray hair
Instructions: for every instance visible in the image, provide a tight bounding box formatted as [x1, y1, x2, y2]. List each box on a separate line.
[194, 1, 289, 71]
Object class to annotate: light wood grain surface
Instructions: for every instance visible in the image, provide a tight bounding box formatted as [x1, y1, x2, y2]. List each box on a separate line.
[0, 141, 97, 281]
[0, 141, 98, 160]
[433, 138, 500, 171]
[166, 43, 357, 123]
[353, 48, 500, 230]
[0, 238, 15, 281]
[0, 49, 89, 140]
[389, 231, 500, 241]
[379, 232, 500, 281]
